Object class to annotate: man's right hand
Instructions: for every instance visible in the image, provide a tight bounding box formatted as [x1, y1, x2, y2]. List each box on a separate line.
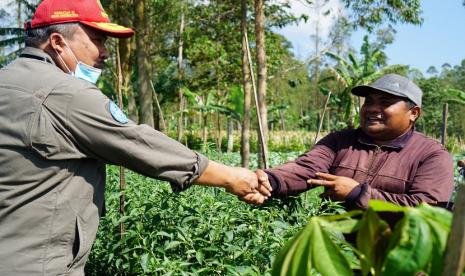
[255, 169, 271, 194]
[194, 161, 272, 205]
[225, 167, 272, 205]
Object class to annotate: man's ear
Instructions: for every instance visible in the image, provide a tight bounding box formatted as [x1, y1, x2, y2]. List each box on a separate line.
[49, 33, 66, 54]
[409, 106, 421, 122]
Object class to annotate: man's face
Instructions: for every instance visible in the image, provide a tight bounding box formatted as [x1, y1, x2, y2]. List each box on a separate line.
[65, 25, 109, 69]
[360, 91, 420, 141]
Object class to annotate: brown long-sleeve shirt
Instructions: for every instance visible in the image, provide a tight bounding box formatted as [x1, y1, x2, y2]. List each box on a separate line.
[266, 128, 454, 209]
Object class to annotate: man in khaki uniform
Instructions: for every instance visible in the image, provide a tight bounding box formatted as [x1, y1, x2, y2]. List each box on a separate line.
[0, 0, 271, 275]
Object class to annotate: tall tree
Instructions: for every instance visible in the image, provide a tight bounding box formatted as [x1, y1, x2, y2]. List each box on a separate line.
[254, 0, 268, 168]
[110, 0, 138, 122]
[240, 0, 252, 168]
[177, 5, 186, 141]
[134, 0, 154, 127]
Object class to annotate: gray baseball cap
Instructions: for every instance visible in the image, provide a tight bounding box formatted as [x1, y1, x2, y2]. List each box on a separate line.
[351, 74, 422, 107]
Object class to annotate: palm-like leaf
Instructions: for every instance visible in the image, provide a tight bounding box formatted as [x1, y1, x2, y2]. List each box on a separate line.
[0, 27, 23, 36]
[15, 0, 37, 14]
[325, 43, 407, 127]
[445, 88, 465, 105]
[0, 36, 23, 47]
[0, 1, 39, 65]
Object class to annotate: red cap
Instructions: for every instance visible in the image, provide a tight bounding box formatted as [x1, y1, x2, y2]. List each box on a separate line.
[27, 0, 134, 38]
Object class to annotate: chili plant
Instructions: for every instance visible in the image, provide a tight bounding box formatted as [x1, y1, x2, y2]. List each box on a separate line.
[86, 152, 345, 275]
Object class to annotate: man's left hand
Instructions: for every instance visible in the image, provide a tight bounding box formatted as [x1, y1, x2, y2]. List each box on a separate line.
[307, 172, 359, 201]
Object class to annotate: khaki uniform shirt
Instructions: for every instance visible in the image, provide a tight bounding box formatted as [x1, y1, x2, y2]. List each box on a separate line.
[0, 47, 208, 275]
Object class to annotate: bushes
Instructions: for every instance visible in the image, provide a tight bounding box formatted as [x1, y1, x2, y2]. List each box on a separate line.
[167, 131, 318, 153]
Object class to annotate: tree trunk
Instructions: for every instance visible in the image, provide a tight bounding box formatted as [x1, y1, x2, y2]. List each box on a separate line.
[177, 10, 185, 141]
[279, 109, 286, 131]
[240, 0, 252, 168]
[134, 0, 154, 127]
[202, 113, 208, 152]
[254, 0, 269, 168]
[326, 108, 331, 132]
[441, 103, 448, 146]
[112, 0, 138, 122]
[16, 1, 21, 27]
[150, 80, 166, 132]
[120, 38, 138, 122]
[216, 113, 222, 152]
[313, 5, 321, 110]
[442, 184, 465, 276]
[227, 118, 234, 153]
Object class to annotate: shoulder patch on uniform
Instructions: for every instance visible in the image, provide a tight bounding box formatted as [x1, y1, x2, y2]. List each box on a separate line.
[108, 101, 129, 124]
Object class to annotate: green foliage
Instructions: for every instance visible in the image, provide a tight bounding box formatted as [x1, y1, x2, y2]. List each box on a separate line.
[416, 68, 465, 141]
[342, 0, 423, 31]
[273, 201, 452, 276]
[321, 36, 407, 128]
[86, 152, 344, 275]
[272, 217, 353, 276]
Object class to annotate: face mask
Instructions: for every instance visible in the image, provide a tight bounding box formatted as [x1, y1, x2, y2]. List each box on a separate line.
[55, 39, 102, 84]
[73, 61, 102, 84]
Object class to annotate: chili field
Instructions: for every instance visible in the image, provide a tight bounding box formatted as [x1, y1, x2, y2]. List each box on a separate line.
[86, 152, 465, 275]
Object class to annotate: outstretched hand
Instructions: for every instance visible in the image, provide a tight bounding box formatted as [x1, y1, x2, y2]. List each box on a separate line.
[225, 167, 272, 205]
[307, 172, 359, 201]
[236, 169, 273, 205]
[193, 161, 272, 205]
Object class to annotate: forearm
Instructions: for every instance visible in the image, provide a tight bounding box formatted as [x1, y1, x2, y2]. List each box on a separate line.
[194, 160, 233, 188]
[265, 134, 338, 197]
[194, 160, 260, 198]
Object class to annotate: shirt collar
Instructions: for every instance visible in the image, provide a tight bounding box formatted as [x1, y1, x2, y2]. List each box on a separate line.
[357, 127, 415, 149]
[20, 47, 56, 66]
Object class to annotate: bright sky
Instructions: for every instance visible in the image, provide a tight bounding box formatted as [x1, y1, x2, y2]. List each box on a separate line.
[275, 0, 465, 74]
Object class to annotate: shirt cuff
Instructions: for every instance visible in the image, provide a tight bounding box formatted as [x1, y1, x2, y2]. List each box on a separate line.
[265, 171, 281, 196]
[170, 152, 209, 193]
[345, 182, 365, 202]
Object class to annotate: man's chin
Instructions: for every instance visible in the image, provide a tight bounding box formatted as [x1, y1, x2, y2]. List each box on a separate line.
[362, 126, 385, 137]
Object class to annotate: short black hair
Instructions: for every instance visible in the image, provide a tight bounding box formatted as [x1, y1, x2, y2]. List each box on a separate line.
[406, 99, 417, 109]
[25, 23, 79, 48]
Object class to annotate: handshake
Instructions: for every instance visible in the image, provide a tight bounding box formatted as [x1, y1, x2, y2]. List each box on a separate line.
[195, 161, 272, 205]
[222, 167, 273, 205]
[198, 161, 364, 204]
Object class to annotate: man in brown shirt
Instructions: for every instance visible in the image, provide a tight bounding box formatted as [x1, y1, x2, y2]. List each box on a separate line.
[257, 74, 454, 209]
[0, 0, 270, 275]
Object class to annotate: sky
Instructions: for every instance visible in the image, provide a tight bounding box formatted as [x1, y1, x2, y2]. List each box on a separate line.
[275, 0, 465, 74]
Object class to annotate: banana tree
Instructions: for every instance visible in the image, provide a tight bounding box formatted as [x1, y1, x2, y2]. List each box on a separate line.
[183, 86, 243, 153]
[206, 85, 245, 153]
[323, 36, 407, 128]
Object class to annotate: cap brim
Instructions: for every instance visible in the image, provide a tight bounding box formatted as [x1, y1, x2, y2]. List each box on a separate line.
[351, 85, 406, 98]
[81, 21, 134, 38]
